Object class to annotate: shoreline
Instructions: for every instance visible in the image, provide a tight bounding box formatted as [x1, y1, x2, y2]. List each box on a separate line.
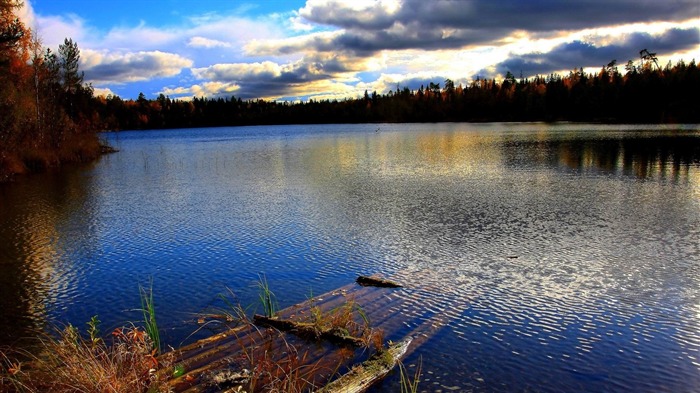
[0, 142, 117, 184]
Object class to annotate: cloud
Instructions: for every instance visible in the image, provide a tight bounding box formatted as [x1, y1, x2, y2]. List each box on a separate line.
[17, 0, 36, 30]
[299, 0, 401, 30]
[161, 81, 240, 98]
[185, 51, 372, 99]
[35, 14, 91, 49]
[489, 27, 700, 78]
[303, 0, 695, 33]
[92, 86, 117, 97]
[81, 49, 194, 84]
[290, 0, 698, 55]
[192, 61, 282, 82]
[187, 36, 232, 48]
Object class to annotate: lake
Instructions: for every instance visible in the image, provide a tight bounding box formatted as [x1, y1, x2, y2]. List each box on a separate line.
[1, 123, 699, 392]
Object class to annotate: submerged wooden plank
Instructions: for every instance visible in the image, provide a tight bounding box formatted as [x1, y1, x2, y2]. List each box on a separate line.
[160, 278, 423, 392]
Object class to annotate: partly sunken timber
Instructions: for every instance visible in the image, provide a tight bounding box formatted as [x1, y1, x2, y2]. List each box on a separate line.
[159, 275, 452, 392]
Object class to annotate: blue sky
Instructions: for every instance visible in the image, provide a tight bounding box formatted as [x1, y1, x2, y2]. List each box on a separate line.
[21, 0, 700, 101]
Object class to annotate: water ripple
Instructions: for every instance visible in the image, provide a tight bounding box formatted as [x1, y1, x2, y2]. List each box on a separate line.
[1, 124, 699, 392]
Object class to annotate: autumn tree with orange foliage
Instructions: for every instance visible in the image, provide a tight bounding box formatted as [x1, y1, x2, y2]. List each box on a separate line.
[0, 0, 102, 181]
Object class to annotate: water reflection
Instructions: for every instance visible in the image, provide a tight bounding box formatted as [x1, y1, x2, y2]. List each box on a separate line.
[0, 166, 96, 345]
[518, 134, 700, 180]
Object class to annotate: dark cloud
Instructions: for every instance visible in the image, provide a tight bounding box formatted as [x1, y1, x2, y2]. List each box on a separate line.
[190, 53, 366, 100]
[487, 27, 700, 78]
[298, 0, 698, 54]
[333, 25, 500, 53]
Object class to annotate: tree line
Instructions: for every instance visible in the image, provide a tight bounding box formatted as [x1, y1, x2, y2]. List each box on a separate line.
[1, 0, 103, 181]
[98, 56, 699, 131]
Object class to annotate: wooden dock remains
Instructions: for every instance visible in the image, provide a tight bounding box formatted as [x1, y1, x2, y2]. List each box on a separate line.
[158, 276, 449, 392]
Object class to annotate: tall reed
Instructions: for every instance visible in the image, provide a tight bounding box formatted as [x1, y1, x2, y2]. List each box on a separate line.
[139, 283, 161, 355]
[398, 356, 422, 393]
[257, 274, 278, 318]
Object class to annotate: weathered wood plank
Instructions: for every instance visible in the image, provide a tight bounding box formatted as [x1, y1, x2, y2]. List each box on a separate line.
[316, 337, 412, 393]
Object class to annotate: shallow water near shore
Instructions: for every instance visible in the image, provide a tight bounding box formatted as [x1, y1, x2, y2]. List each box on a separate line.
[1, 123, 699, 391]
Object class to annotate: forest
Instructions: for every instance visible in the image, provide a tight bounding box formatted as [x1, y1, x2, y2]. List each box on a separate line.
[100, 55, 698, 131]
[1, 0, 699, 180]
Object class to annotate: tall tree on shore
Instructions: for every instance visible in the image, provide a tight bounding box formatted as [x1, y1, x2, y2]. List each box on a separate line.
[59, 38, 83, 94]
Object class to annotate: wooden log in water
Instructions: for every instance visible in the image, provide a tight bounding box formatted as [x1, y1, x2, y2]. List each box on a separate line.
[316, 337, 412, 393]
[356, 275, 402, 288]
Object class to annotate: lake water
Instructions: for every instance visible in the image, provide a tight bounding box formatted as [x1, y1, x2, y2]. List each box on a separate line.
[1, 123, 699, 392]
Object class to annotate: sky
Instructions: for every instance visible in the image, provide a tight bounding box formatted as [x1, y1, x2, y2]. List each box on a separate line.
[20, 0, 700, 101]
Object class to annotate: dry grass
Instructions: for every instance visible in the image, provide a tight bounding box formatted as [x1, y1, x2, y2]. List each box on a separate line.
[237, 331, 330, 392]
[0, 324, 171, 393]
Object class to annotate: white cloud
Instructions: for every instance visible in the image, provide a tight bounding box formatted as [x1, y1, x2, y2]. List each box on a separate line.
[101, 23, 180, 52]
[244, 30, 341, 56]
[161, 81, 240, 98]
[288, 11, 316, 32]
[17, 0, 36, 30]
[35, 14, 91, 49]
[187, 36, 232, 48]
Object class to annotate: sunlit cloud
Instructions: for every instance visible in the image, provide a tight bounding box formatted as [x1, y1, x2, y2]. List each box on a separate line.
[92, 87, 117, 97]
[299, 0, 402, 30]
